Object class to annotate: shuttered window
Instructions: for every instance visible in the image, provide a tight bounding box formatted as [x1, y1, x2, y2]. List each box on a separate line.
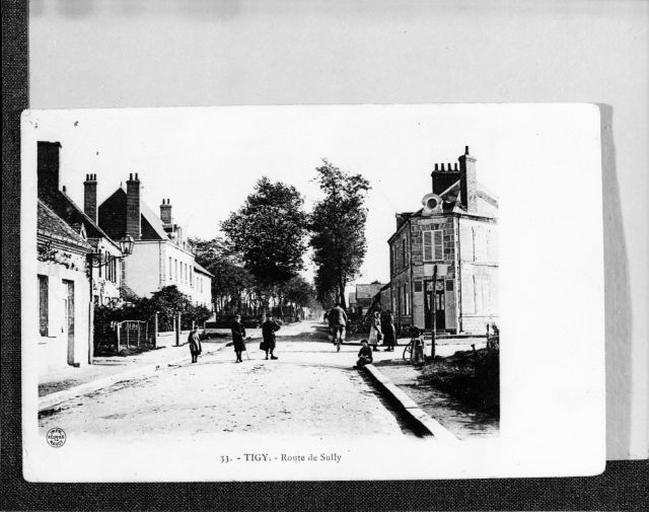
[423, 229, 444, 261]
[38, 275, 48, 336]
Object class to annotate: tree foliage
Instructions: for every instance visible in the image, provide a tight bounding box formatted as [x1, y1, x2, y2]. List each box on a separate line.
[310, 159, 371, 308]
[280, 275, 316, 309]
[221, 177, 308, 294]
[188, 236, 254, 308]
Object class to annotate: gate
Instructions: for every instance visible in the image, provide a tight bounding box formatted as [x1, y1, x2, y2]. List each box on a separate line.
[116, 320, 150, 351]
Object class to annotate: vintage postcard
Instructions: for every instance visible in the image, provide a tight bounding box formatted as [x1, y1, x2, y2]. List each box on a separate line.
[21, 104, 605, 481]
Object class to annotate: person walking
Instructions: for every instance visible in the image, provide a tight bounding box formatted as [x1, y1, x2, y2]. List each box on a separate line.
[368, 310, 382, 352]
[328, 303, 348, 351]
[261, 313, 281, 360]
[188, 326, 202, 363]
[231, 314, 247, 363]
[382, 310, 396, 352]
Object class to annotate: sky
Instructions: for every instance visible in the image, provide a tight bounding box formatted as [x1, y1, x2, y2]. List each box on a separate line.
[25, 104, 507, 285]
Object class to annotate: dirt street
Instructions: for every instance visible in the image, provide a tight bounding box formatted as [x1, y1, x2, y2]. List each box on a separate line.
[39, 323, 414, 437]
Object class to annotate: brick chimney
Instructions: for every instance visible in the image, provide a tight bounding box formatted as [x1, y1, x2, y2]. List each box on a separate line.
[160, 198, 172, 225]
[37, 141, 62, 205]
[430, 158, 461, 196]
[125, 173, 141, 240]
[458, 145, 477, 213]
[83, 173, 98, 222]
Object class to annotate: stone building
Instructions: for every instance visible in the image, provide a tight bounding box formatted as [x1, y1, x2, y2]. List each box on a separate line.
[387, 146, 498, 334]
[97, 175, 213, 307]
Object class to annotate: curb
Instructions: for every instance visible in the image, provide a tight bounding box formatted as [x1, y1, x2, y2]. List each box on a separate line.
[38, 342, 229, 413]
[363, 364, 459, 442]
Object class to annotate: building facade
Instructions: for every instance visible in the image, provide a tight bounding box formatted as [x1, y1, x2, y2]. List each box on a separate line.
[387, 146, 498, 334]
[97, 175, 213, 307]
[37, 200, 92, 372]
[38, 141, 124, 307]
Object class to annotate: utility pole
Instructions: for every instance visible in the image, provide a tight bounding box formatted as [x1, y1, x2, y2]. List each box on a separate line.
[430, 264, 437, 360]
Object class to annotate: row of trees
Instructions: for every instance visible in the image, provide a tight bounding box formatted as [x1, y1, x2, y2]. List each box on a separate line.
[190, 159, 371, 317]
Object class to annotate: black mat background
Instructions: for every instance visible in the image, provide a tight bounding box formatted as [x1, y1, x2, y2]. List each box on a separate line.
[2, 1, 647, 509]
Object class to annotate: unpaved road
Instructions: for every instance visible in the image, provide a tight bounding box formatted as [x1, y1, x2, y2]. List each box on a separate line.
[39, 324, 414, 437]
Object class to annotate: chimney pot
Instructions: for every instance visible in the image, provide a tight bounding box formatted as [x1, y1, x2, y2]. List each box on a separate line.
[465, 145, 470, 155]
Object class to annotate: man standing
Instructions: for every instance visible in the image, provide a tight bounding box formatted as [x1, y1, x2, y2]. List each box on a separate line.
[261, 313, 281, 360]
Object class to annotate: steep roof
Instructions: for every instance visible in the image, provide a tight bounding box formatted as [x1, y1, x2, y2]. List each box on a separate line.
[37, 199, 92, 252]
[98, 187, 168, 241]
[43, 189, 121, 250]
[140, 198, 169, 239]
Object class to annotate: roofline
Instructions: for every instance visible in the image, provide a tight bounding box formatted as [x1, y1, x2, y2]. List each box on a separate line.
[194, 265, 214, 277]
[37, 231, 93, 253]
[60, 190, 123, 252]
[388, 210, 497, 243]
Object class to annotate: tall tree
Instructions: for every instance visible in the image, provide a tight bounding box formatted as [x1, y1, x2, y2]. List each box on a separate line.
[188, 236, 255, 312]
[310, 159, 371, 308]
[221, 177, 308, 309]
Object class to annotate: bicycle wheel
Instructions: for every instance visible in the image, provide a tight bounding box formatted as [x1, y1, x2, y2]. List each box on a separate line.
[402, 342, 412, 361]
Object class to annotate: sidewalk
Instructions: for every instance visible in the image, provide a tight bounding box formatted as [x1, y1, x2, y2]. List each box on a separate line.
[38, 339, 230, 412]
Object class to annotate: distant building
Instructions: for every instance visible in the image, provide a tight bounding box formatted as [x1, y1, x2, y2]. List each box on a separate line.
[373, 283, 392, 312]
[387, 146, 498, 334]
[193, 262, 213, 308]
[350, 281, 387, 317]
[97, 174, 213, 307]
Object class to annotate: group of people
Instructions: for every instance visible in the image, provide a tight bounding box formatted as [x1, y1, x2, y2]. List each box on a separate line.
[187, 313, 282, 364]
[232, 313, 282, 362]
[189, 305, 398, 369]
[324, 303, 397, 368]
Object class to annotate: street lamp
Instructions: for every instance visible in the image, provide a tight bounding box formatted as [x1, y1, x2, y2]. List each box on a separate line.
[119, 234, 135, 257]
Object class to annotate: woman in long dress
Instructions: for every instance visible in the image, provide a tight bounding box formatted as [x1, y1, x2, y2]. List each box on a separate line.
[188, 327, 202, 363]
[368, 311, 382, 352]
[231, 314, 247, 363]
[382, 310, 396, 351]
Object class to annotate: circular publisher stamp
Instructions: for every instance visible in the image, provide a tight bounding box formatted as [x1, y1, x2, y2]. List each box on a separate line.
[46, 427, 66, 448]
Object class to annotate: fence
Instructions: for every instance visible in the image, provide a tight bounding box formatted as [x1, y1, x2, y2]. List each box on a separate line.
[115, 320, 152, 351]
[94, 311, 204, 355]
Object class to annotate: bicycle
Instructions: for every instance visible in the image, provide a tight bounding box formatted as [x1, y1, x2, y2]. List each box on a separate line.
[402, 327, 426, 364]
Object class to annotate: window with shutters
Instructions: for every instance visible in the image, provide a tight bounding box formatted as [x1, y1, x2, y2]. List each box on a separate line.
[423, 229, 444, 261]
[38, 275, 48, 336]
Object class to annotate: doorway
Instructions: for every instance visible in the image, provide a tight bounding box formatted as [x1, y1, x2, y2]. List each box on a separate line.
[424, 280, 446, 331]
[62, 279, 75, 365]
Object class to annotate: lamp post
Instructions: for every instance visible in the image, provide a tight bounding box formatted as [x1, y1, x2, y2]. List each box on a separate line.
[87, 235, 134, 364]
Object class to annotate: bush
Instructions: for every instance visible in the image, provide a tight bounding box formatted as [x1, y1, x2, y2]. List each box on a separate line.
[418, 346, 500, 417]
